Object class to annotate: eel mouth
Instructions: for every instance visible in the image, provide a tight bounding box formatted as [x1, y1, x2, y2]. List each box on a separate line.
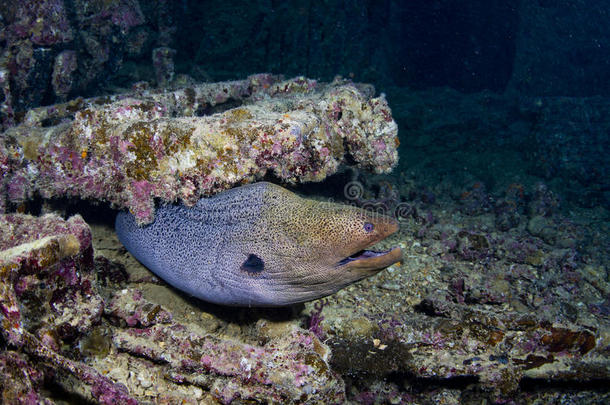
[336, 246, 403, 275]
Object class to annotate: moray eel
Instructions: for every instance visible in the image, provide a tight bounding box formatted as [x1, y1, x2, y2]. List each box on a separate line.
[116, 182, 402, 306]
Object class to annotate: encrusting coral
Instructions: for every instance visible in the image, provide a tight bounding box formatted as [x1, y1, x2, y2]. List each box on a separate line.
[1, 73, 399, 224]
[0, 213, 137, 404]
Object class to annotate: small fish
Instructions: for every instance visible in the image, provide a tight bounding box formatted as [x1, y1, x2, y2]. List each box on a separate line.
[116, 182, 402, 306]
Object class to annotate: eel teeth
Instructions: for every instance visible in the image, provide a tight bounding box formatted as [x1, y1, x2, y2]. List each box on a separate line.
[336, 249, 391, 267]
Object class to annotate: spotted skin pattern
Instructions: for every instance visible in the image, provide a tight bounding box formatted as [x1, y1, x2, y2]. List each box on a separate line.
[116, 182, 402, 306]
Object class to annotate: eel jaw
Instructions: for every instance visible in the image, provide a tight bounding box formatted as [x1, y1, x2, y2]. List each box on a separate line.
[337, 246, 403, 276]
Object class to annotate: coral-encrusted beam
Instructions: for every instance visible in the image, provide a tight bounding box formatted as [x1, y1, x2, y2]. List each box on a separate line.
[1, 74, 399, 224]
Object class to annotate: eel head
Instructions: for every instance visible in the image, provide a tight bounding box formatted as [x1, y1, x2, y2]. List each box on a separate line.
[251, 184, 404, 305]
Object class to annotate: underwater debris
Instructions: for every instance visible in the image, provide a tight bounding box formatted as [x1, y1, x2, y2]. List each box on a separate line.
[1, 74, 399, 224]
[111, 322, 344, 403]
[0, 213, 138, 404]
[1, 0, 147, 119]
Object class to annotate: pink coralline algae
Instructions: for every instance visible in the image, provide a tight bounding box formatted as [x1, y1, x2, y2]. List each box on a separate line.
[2, 0, 74, 113]
[0, 213, 137, 404]
[1, 74, 399, 224]
[0, 0, 148, 121]
[106, 287, 173, 327]
[0, 351, 52, 405]
[8, 0, 74, 46]
[106, 0, 145, 33]
[69, 0, 144, 34]
[111, 321, 344, 403]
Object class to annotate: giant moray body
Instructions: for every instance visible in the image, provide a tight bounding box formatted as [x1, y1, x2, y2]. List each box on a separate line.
[116, 182, 402, 306]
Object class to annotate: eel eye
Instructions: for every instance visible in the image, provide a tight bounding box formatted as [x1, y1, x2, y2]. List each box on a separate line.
[363, 222, 374, 233]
